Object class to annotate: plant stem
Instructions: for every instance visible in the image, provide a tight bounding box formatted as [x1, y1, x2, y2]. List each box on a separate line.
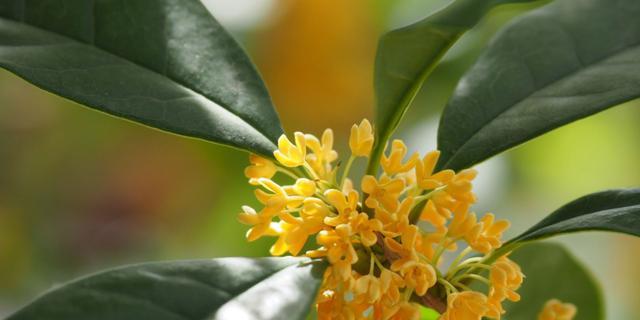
[455, 283, 472, 292]
[438, 278, 457, 295]
[431, 240, 447, 265]
[446, 257, 484, 278]
[446, 247, 473, 276]
[303, 163, 320, 180]
[369, 252, 376, 274]
[452, 274, 490, 286]
[340, 155, 356, 187]
[432, 235, 460, 266]
[277, 167, 300, 180]
[462, 242, 523, 278]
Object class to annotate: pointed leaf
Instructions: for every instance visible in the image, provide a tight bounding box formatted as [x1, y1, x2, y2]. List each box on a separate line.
[505, 242, 603, 320]
[0, 0, 282, 156]
[7, 257, 326, 320]
[369, 0, 539, 173]
[437, 0, 640, 171]
[509, 189, 640, 243]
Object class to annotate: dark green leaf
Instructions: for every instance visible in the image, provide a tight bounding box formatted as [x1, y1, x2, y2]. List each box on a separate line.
[7, 257, 326, 320]
[436, 0, 640, 171]
[0, 0, 282, 156]
[368, 0, 539, 174]
[505, 242, 603, 320]
[509, 189, 640, 243]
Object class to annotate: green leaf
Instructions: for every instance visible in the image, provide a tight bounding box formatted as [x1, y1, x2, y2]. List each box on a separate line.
[368, 0, 539, 174]
[7, 257, 326, 320]
[436, 0, 640, 171]
[0, 0, 282, 157]
[420, 306, 440, 320]
[508, 189, 640, 244]
[505, 242, 603, 320]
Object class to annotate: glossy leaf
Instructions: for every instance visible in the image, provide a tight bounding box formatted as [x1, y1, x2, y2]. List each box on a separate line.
[7, 257, 326, 320]
[437, 0, 640, 171]
[509, 189, 640, 243]
[505, 242, 603, 320]
[0, 0, 282, 157]
[369, 0, 539, 173]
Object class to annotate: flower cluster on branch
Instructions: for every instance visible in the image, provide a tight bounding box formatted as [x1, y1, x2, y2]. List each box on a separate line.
[239, 119, 575, 320]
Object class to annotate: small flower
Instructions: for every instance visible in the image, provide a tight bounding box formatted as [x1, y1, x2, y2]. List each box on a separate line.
[383, 301, 421, 320]
[381, 140, 419, 175]
[349, 119, 374, 157]
[255, 178, 304, 209]
[415, 151, 449, 189]
[306, 129, 338, 178]
[400, 259, 436, 296]
[354, 274, 382, 303]
[469, 214, 510, 254]
[274, 132, 306, 167]
[362, 175, 404, 211]
[316, 224, 358, 281]
[486, 257, 524, 318]
[418, 168, 477, 227]
[284, 178, 317, 197]
[378, 268, 405, 305]
[342, 177, 355, 194]
[420, 199, 450, 227]
[324, 189, 359, 226]
[385, 226, 437, 295]
[415, 225, 447, 261]
[440, 291, 489, 320]
[538, 299, 577, 320]
[350, 212, 383, 247]
[447, 208, 479, 240]
[270, 207, 325, 256]
[306, 129, 338, 164]
[377, 197, 413, 235]
[447, 169, 478, 204]
[244, 154, 277, 184]
[237, 205, 279, 241]
[486, 293, 507, 320]
[301, 198, 332, 222]
[316, 288, 357, 320]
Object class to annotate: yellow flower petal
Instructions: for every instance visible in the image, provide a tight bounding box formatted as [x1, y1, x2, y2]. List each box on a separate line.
[349, 119, 374, 157]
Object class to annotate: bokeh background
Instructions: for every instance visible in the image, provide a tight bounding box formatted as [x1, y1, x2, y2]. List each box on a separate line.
[1, 0, 639, 317]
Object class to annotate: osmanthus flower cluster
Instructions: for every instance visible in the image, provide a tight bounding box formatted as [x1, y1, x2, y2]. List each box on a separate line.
[238, 119, 577, 320]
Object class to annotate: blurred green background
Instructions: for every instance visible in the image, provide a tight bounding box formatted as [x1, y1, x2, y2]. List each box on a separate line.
[1, 0, 638, 318]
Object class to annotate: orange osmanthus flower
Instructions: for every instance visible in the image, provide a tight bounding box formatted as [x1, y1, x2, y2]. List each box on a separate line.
[538, 299, 577, 320]
[238, 119, 576, 319]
